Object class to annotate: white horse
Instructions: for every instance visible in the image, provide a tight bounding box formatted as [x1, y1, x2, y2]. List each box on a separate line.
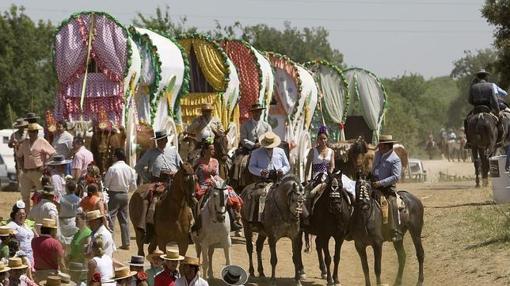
[193, 183, 232, 279]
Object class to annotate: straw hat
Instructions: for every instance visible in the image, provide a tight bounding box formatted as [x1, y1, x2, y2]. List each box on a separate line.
[40, 185, 55, 196]
[40, 274, 74, 286]
[41, 218, 58, 229]
[201, 103, 214, 111]
[0, 226, 15, 237]
[181, 256, 201, 266]
[250, 103, 265, 111]
[221, 265, 248, 285]
[146, 249, 164, 263]
[47, 155, 72, 166]
[7, 257, 28, 270]
[27, 123, 43, 132]
[127, 255, 145, 267]
[160, 248, 184, 261]
[378, 134, 398, 144]
[258, 131, 281, 149]
[12, 118, 28, 129]
[0, 262, 10, 273]
[85, 210, 104, 221]
[112, 266, 137, 281]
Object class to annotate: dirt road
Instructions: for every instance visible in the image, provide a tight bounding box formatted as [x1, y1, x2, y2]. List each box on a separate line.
[1, 159, 509, 285]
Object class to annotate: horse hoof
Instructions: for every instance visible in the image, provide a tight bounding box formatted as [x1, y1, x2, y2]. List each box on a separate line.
[321, 273, 327, 279]
[259, 272, 266, 278]
[299, 273, 307, 280]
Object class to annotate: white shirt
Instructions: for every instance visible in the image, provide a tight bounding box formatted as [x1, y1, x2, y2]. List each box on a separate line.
[248, 147, 290, 177]
[52, 131, 74, 158]
[92, 255, 116, 286]
[175, 275, 209, 286]
[29, 199, 58, 224]
[240, 119, 272, 149]
[51, 173, 66, 200]
[90, 224, 116, 257]
[104, 161, 137, 193]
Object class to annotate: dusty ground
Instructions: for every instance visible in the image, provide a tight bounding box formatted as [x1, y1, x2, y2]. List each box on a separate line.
[1, 159, 509, 285]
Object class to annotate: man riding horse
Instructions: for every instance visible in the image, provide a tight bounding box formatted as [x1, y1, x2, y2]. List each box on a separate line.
[371, 134, 403, 242]
[465, 69, 507, 149]
[186, 103, 224, 143]
[246, 131, 290, 222]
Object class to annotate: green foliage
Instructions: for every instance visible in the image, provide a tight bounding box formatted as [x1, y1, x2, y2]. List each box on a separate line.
[0, 5, 55, 129]
[132, 6, 197, 36]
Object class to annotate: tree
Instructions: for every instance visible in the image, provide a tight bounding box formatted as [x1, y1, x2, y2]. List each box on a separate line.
[0, 5, 56, 129]
[133, 6, 197, 37]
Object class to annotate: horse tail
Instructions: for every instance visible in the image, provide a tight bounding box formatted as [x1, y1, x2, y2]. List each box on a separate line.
[474, 114, 489, 145]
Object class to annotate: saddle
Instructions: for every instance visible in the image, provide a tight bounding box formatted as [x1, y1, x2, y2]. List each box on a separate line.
[135, 182, 168, 230]
[243, 182, 273, 223]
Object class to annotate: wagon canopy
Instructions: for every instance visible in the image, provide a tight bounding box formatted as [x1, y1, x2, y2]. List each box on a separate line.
[54, 11, 140, 127]
[221, 40, 273, 123]
[305, 60, 349, 142]
[344, 68, 387, 144]
[177, 34, 240, 130]
[129, 27, 188, 131]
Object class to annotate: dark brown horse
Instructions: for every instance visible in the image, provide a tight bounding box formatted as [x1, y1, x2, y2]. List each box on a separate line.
[351, 177, 424, 286]
[89, 126, 126, 174]
[129, 163, 196, 256]
[466, 108, 499, 187]
[332, 137, 375, 180]
[304, 171, 352, 285]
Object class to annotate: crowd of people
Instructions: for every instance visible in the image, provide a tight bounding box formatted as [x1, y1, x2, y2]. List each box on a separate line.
[3, 112, 248, 285]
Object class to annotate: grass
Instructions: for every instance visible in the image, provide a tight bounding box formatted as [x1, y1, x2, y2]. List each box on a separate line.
[465, 204, 510, 249]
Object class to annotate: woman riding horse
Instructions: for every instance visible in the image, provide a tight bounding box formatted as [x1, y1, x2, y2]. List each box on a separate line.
[192, 138, 243, 232]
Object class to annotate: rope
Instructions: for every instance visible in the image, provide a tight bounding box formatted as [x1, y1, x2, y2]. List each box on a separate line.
[79, 13, 96, 117]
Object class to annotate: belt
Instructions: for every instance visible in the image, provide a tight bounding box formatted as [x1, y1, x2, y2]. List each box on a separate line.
[24, 167, 42, 172]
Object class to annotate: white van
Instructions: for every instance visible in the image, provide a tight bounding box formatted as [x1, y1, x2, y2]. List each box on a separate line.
[0, 129, 17, 186]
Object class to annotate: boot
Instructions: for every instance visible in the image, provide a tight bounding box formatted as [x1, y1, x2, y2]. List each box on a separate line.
[388, 197, 403, 242]
[228, 207, 243, 231]
[191, 215, 202, 233]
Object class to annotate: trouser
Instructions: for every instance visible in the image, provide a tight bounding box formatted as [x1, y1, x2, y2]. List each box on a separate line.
[375, 187, 400, 236]
[108, 192, 130, 247]
[19, 169, 43, 211]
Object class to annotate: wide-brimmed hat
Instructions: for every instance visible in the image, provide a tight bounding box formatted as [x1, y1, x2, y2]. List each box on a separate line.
[47, 155, 72, 166]
[40, 185, 55, 196]
[12, 118, 28, 129]
[112, 266, 137, 281]
[41, 218, 58, 229]
[181, 256, 201, 266]
[8, 257, 28, 270]
[476, 69, 490, 77]
[151, 130, 169, 141]
[24, 112, 40, 122]
[127, 255, 145, 267]
[27, 123, 43, 132]
[201, 103, 214, 111]
[85, 210, 104, 221]
[0, 226, 15, 237]
[146, 250, 164, 263]
[68, 262, 87, 273]
[0, 262, 11, 273]
[259, 131, 281, 149]
[378, 134, 398, 144]
[250, 103, 265, 111]
[221, 265, 248, 285]
[160, 248, 185, 261]
[40, 274, 76, 286]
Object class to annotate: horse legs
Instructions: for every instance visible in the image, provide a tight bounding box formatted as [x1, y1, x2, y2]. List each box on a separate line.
[373, 242, 383, 286]
[355, 241, 371, 286]
[244, 226, 255, 277]
[472, 148, 480, 187]
[201, 244, 210, 279]
[322, 236, 334, 286]
[315, 236, 327, 279]
[410, 227, 425, 286]
[148, 237, 157, 255]
[134, 228, 145, 256]
[177, 239, 189, 257]
[256, 234, 267, 277]
[393, 239, 406, 286]
[480, 151, 490, 187]
[333, 235, 344, 285]
[268, 236, 278, 285]
[207, 247, 215, 279]
[291, 235, 304, 285]
[224, 245, 231, 267]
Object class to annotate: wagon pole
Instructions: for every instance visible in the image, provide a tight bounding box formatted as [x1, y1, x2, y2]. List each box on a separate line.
[79, 13, 96, 122]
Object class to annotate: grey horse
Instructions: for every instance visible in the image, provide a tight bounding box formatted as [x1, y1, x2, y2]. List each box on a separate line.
[240, 175, 306, 285]
[351, 177, 424, 286]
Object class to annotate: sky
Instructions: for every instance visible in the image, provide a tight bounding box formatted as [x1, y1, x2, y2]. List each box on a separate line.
[2, 0, 495, 78]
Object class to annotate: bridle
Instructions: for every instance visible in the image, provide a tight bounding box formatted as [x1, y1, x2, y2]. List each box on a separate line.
[271, 180, 305, 221]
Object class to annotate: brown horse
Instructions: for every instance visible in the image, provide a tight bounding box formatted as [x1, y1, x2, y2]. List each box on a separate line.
[136, 123, 156, 158]
[332, 137, 375, 180]
[129, 163, 196, 256]
[89, 126, 126, 174]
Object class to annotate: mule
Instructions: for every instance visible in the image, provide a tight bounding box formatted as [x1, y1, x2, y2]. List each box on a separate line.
[129, 163, 196, 256]
[193, 184, 231, 279]
[240, 175, 306, 285]
[466, 108, 499, 187]
[351, 177, 424, 286]
[304, 171, 352, 286]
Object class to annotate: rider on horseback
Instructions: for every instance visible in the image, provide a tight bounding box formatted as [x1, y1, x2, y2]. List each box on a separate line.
[371, 134, 403, 242]
[240, 103, 272, 152]
[465, 69, 507, 148]
[247, 132, 290, 222]
[186, 103, 224, 142]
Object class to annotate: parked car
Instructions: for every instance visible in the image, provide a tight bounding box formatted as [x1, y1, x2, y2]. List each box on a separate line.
[408, 158, 427, 182]
[0, 154, 9, 188]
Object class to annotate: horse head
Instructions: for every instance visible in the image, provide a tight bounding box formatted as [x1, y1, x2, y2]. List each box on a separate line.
[213, 130, 230, 161]
[281, 176, 305, 219]
[208, 179, 229, 223]
[173, 162, 196, 206]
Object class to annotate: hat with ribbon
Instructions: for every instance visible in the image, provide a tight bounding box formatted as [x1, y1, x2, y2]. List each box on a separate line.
[250, 103, 265, 111]
[12, 118, 28, 129]
[151, 130, 169, 141]
[221, 265, 248, 285]
[85, 210, 104, 221]
[258, 131, 281, 149]
[160, 248, 185, 261]
[181, 256, 201, 266]
[41, 218, 58, 229]
[24, 112, 40, 123]
[8, 257, 28, 270]
[378, 134, 398, 144]
[112, 266, 137, 281]
[127, 256, 145, 267]
[47, 155, 72, 166]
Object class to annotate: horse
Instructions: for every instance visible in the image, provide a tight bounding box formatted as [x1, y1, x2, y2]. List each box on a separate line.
[129, 163, 196, 256]
[89, 126, 126, 174]
[304, 171, 352, 286]
[332, 137, 374, 180]
[351, 177, 424, 286]
[240, 175, 306, 285]
[466, 108, 499, 187]
[192, 184, 231, 279]
[393, 144, 410, 180]
[424, 136, 436, 160]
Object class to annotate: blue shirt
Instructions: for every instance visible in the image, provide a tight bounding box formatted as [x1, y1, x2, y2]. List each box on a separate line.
[135, 147, 182, 178]
[493, 83, 507, 97]
[372, 150, 402, 188]
[248, 147, 290, 177]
